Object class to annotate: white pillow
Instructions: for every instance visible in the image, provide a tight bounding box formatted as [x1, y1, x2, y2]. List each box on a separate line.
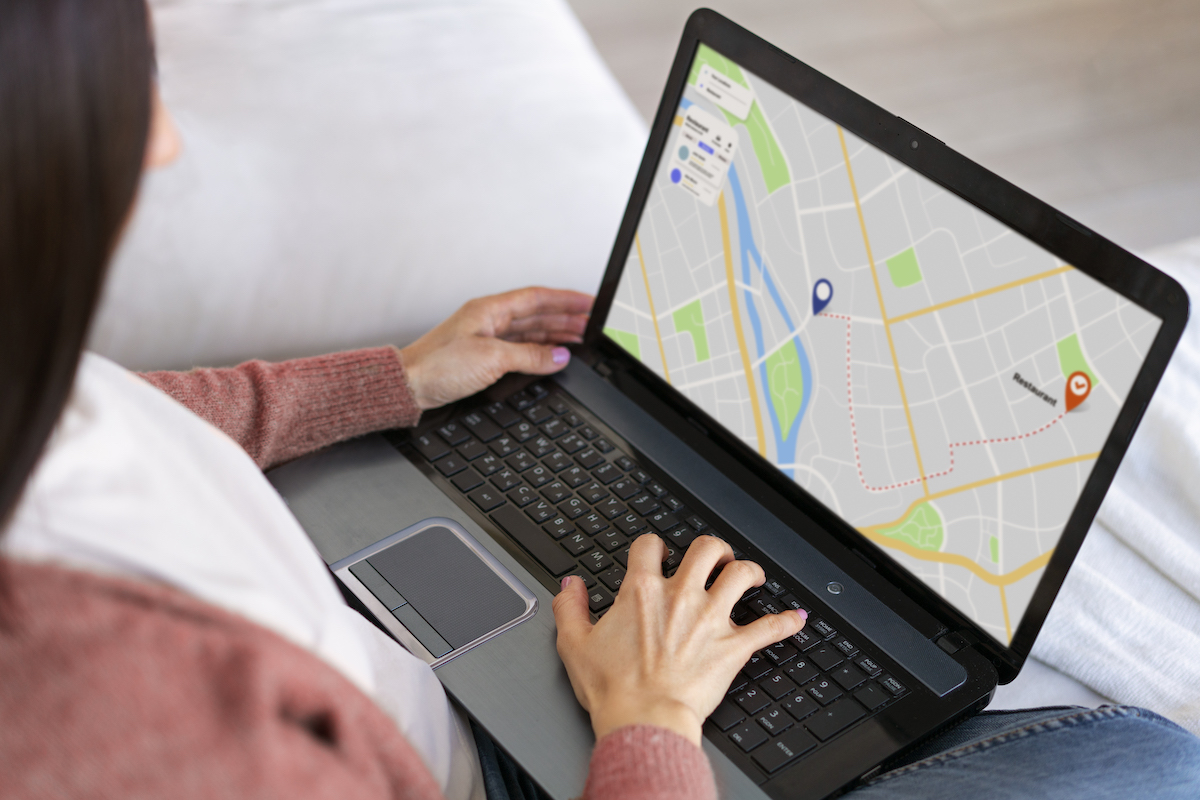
[92, 0, 647, 370]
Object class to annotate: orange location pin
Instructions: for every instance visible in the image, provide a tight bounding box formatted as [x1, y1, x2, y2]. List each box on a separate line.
[1065, 371, 1092, 412]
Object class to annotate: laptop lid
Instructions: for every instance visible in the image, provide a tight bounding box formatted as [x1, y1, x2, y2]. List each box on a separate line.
[583, 9, 1188, 683]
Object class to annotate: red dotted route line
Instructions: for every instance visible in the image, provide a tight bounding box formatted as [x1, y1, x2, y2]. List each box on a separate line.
[820, 312, 1064, 493]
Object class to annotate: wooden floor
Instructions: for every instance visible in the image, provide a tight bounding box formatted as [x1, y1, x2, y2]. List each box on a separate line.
[566, 0, 1200, 253]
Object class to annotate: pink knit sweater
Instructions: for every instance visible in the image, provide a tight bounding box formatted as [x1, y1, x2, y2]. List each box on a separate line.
[0, 348, 717, 800]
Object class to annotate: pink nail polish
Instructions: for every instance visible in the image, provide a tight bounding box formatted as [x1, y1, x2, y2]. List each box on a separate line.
[561, 576, 572, 590]
[552, 347, 570, 365]
[794, 609, 808, 621]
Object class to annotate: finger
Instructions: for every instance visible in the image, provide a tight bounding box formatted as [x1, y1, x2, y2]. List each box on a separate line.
[504, 331, 585, 345]
[490, 287, 595, 327]
[504, 312, 590, 337]
[736, 608, 807, 652]
[552, 575, 594, 651]
[624, 533, 667, 578]
[706, 558, 765, 609]
[670, 534, 734, 588]
[492, 340, 573, 375]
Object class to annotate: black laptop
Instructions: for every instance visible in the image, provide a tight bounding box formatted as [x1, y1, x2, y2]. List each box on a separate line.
[269, 10, 1188, 799]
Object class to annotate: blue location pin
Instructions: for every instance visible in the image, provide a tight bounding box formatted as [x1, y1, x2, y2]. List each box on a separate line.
[812, 278, 833, 316]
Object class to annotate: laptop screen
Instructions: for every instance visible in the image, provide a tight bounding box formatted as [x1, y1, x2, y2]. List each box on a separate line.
[599, 44, 1162, 646]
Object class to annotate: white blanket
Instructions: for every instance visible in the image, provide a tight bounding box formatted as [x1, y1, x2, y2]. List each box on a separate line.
[1031, 236, 1200, 733]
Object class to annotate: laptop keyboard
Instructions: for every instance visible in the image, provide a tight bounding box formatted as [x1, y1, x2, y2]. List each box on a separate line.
[405, 381, 910, 780]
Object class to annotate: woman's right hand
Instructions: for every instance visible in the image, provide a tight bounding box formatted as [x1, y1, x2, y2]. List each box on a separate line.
[552, 534, 807, 746]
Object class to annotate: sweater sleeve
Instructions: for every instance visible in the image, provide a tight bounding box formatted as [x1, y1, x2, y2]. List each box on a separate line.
[583, 726, 717, 800]
[140, 346, 421, 470]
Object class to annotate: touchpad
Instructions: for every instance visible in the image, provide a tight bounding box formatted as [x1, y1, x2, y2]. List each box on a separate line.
[334, 518, 536, 664]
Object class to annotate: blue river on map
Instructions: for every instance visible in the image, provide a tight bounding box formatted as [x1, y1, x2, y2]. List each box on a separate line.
[726, 164, 813, 477]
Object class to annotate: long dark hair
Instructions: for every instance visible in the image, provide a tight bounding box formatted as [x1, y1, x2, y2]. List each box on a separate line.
[0, 0, 153, 541]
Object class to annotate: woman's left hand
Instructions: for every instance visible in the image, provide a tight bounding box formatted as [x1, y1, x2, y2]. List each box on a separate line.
[399, 287, 593, 411]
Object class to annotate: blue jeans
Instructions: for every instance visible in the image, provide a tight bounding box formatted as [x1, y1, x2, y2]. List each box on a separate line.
[476, 706, 1200, 800]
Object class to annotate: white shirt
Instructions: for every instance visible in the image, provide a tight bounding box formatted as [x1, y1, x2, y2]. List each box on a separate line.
[4, 352, 484, 800]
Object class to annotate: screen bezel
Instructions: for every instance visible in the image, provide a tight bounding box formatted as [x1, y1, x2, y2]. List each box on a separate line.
[583, 9, 1188, 681]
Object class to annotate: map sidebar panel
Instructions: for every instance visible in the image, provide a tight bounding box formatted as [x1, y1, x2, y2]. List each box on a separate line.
[602, 45, 1162, 645]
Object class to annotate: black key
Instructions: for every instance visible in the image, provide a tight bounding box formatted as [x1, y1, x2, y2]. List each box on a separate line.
[587, 586, 614, 613]
[578, 425, 599, 440]
[527, 436, 556, 458]
[752, 597, 785, 617]
[437, 421, 471, 446]
[805, 698, 866, 742]
[596, 497, 626, 520]
[475, 453, 502, 476]
[647, 510, 678, 533]
[760, 670, 796, 700]
[807, 678, 842, 705]
[561, 532, 594, 556]
[780, 691, 818, 721]
[762, 577, 787, 596]
[528, 383, 549, 400]
[709, 701, 746, 732]
[615, 456, 636, 471]
[856, 656, 882, 677]
[548, 398, 570, 415]
[731, 604, 755, 626]
[484, 401, 521, 428]
[734, 687, 770, 716]
[662, 525, 697, 549]
[662, 544, 682, 570]
[593, 438, 614, 453]
[456, 438, 486, 461]
[790, 628, 819, 652]
[558, 433, 587, 454]
[614, 545, 632, 569]
[575, 448, 605, 469]
[832, 664, 866, 692]
[525, 500, 555, 523]
[596, 530, 626, 553]
[752, 727, 817, 774]
[560, 465, 589, 487]
[506, 453, 535, 472]
[507, 390, 536, 411]
[413, 432, 450, 461]
[524, 403, 553, 424]
[557, 497, 587, 519]
[598, 565, 626, 592]
[435, 456, 467, 477]
[462, 411, 502, 442]
[879, 675, 906, 696]
[581, 550, 613, 574]
[578, 513, 609, 535]
[468, 486, 506, 512]
[613, 513, 648, 536]
[810, 644, 844, 672]
[491, 469, 522, 491]
[592, 463, 621, 484]
[542, 452, 572, 473]
[779, 593, 809, 613]
[854, 682, 889, 711]
[580, 482, 610, 504]
[809, 618, 837, 639]
[742, 652, 773, 681]
[630, 494, 661, 516]
[540, 418, 567, 439]
[629, 469, 652, 484]
[756, 707, 794, 736]
[489, 436, 519, 457]
[728, 723, 768, 753]
[524, 464, 552, 487]
[645, 480, 668, 498]
[685, 514, 708, 531]
[541, 481, 572, 503]
[507, 486, 537, 507]
[783, 659, 819, 686]
[610, 478, 641, 500]
[764, 641, 799, 666]
[834, 637, 859, 658]
[563, 412, 584, 427]
[491, 504, 576, 576]
[451, 469, 484, 493]
[741, 587, 761, 602]
[662, 495, 685, 513]
[566, 571, 596, 590]
[542, 517, 576, 539]
[510, 420, 538, 442]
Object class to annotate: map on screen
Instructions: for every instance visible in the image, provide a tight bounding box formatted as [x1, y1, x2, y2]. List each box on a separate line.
[602, 45, 1162, 644]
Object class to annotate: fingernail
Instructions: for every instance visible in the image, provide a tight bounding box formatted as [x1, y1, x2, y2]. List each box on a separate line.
[552, 347, 570, 365]
[561, 576, 573, 590]
[793, 609, 808, 621]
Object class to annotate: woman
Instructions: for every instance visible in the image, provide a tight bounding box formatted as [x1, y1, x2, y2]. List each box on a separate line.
[2, 2, 1198, 799]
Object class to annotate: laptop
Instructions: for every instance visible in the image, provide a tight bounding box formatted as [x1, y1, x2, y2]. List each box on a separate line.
[268, 9, 1188, 799]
